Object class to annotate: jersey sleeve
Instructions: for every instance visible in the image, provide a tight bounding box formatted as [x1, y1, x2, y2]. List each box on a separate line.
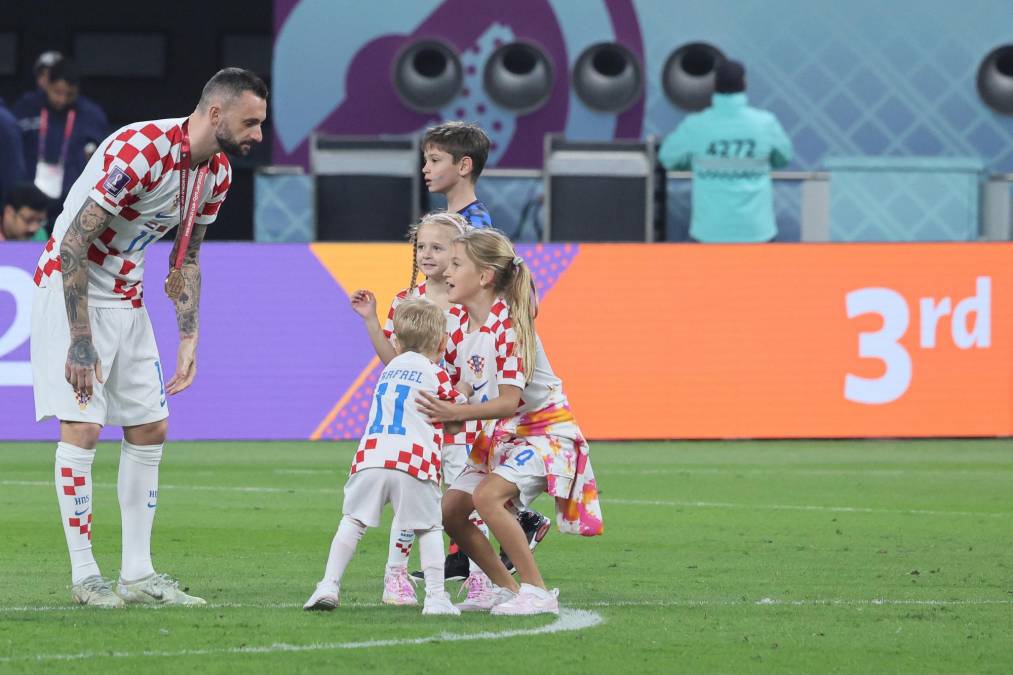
[90, 124, 170, 220]
[494, 315, 526, 390]
[441, 306, 466, 384]
[435, 368, 468, 404]
[382, 290, 409, 341]
[195, 153, 232, 226]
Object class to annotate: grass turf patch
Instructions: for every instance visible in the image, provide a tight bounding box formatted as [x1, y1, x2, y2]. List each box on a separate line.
[1, 439, 1011, 673]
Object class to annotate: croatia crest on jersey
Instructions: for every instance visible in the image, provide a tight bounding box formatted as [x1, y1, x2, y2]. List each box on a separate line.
[467, 354, 486, 377]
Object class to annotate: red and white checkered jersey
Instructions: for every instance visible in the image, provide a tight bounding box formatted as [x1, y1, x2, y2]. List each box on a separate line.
[445, 298, 567, 417]
[34, 117, 232, 308]
[382, 283, 478, 445]
[350, 351, 466, 484]
[383, 282, 439, 340]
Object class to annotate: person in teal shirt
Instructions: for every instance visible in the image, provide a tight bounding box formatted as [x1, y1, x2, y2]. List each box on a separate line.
[659, 60, 793, 242]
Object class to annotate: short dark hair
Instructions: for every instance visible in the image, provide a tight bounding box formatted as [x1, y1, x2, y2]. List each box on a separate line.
[47, 58, 80, 87]
[422, 121, 491, 181]
[199, 68, 269, 108]
[715, 60, 746, 94]
[5, 182, 50, 211]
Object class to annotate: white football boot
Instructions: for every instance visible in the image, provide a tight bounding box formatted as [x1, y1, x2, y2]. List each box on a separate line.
[117, 573, 206, 606]
[71, 575, 125, 608]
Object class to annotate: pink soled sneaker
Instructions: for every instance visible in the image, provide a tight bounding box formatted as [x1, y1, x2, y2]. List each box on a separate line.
[382, 566, 418, 606]
[490, 584, 559, 616]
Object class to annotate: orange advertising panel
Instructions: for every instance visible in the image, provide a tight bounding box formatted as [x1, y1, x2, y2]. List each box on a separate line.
[537, 243, 1012, 439]
[306, 241, 1012, 440]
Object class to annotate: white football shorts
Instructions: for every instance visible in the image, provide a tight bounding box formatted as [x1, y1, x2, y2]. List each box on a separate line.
[31, 284, 169, 428]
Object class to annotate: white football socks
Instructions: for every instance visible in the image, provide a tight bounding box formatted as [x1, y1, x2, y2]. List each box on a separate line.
[416, 527, 446, 597]
[386, 524, 415, 569]
[54, 442, 100, 584]
[118, 440, 162, 582]
[322, 516, 366, 584]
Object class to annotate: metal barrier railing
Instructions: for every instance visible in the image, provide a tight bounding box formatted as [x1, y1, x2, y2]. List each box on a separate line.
[483, 168, 1012, 242]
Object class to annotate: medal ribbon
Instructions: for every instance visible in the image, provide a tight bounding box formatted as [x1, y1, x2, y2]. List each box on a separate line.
[38, 107, 77, 167]
[172, 120, 210, 270]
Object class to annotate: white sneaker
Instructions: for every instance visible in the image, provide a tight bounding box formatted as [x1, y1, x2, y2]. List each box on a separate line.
[422, 591, 461, 616]
[382, 566, 418, 606]
[304, 580, 340, 611]
[116, 573, 206, 606]
[71, 575, 125, 608]
[455, 572, 516, 612]
[490, 584, 559, 616]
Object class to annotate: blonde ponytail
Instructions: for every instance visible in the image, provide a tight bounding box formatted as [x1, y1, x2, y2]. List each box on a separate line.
[454, 228, 538, 378]
[504, 258, 538, 377]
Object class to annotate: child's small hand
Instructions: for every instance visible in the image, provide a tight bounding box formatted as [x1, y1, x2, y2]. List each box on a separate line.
[350, 290, 377, 319]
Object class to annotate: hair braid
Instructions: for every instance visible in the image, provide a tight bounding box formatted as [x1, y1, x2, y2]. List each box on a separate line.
[407, 230, 420, 296]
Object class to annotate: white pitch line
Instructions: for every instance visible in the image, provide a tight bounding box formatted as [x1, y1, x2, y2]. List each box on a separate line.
[0, 480, 335, 495]
[584, 598, 1013, 608]
[3, 481, 1006, 517]
[0, 608, 603, 663]
[602, 467, 1013, 477]
[4, 597, 1010, 615]
[607, 498, 1009, 518]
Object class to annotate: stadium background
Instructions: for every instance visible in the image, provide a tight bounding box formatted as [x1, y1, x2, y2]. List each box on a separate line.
[1, 0, 1012, 440]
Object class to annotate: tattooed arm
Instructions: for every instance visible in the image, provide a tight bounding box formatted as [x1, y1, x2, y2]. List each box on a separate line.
[165, 222, 206, 395]
[60, 198, 113, 402]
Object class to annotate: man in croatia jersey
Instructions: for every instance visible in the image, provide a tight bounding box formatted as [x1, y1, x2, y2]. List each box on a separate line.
[30, 68, 267, 608]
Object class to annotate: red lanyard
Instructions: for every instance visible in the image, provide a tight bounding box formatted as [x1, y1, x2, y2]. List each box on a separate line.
[38, 107, 76, 166]
[173, 120, 210, 270]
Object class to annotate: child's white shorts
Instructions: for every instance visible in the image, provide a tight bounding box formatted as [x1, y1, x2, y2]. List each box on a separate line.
[450, 444, 547, 511]
[342, 468, 442, 530]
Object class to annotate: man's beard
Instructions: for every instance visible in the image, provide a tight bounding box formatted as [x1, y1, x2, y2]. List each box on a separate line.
[214, 125, 250, 157]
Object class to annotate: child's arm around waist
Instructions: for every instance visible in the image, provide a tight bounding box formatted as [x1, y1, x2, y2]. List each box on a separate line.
[417, 384, 522, 423]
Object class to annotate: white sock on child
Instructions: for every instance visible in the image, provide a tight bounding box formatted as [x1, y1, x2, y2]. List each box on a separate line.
[386, 524, 415, 569]
[416, 528, 446, 597]
[323, 515, 366, 583]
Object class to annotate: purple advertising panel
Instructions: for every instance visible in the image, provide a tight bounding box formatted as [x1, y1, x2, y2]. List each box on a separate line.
[1, 240, 576, 442]
[0, 241, 372, 441]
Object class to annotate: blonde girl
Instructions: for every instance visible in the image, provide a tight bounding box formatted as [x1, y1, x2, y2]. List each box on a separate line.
[348, 212, 474, 606]
[417, 228, 603, 616]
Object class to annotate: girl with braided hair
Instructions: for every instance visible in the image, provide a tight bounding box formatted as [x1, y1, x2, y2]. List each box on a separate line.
[348, 211, 478, 605]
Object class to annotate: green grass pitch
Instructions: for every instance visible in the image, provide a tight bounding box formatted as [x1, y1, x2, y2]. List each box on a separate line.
[1, 439, 1011, 673]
